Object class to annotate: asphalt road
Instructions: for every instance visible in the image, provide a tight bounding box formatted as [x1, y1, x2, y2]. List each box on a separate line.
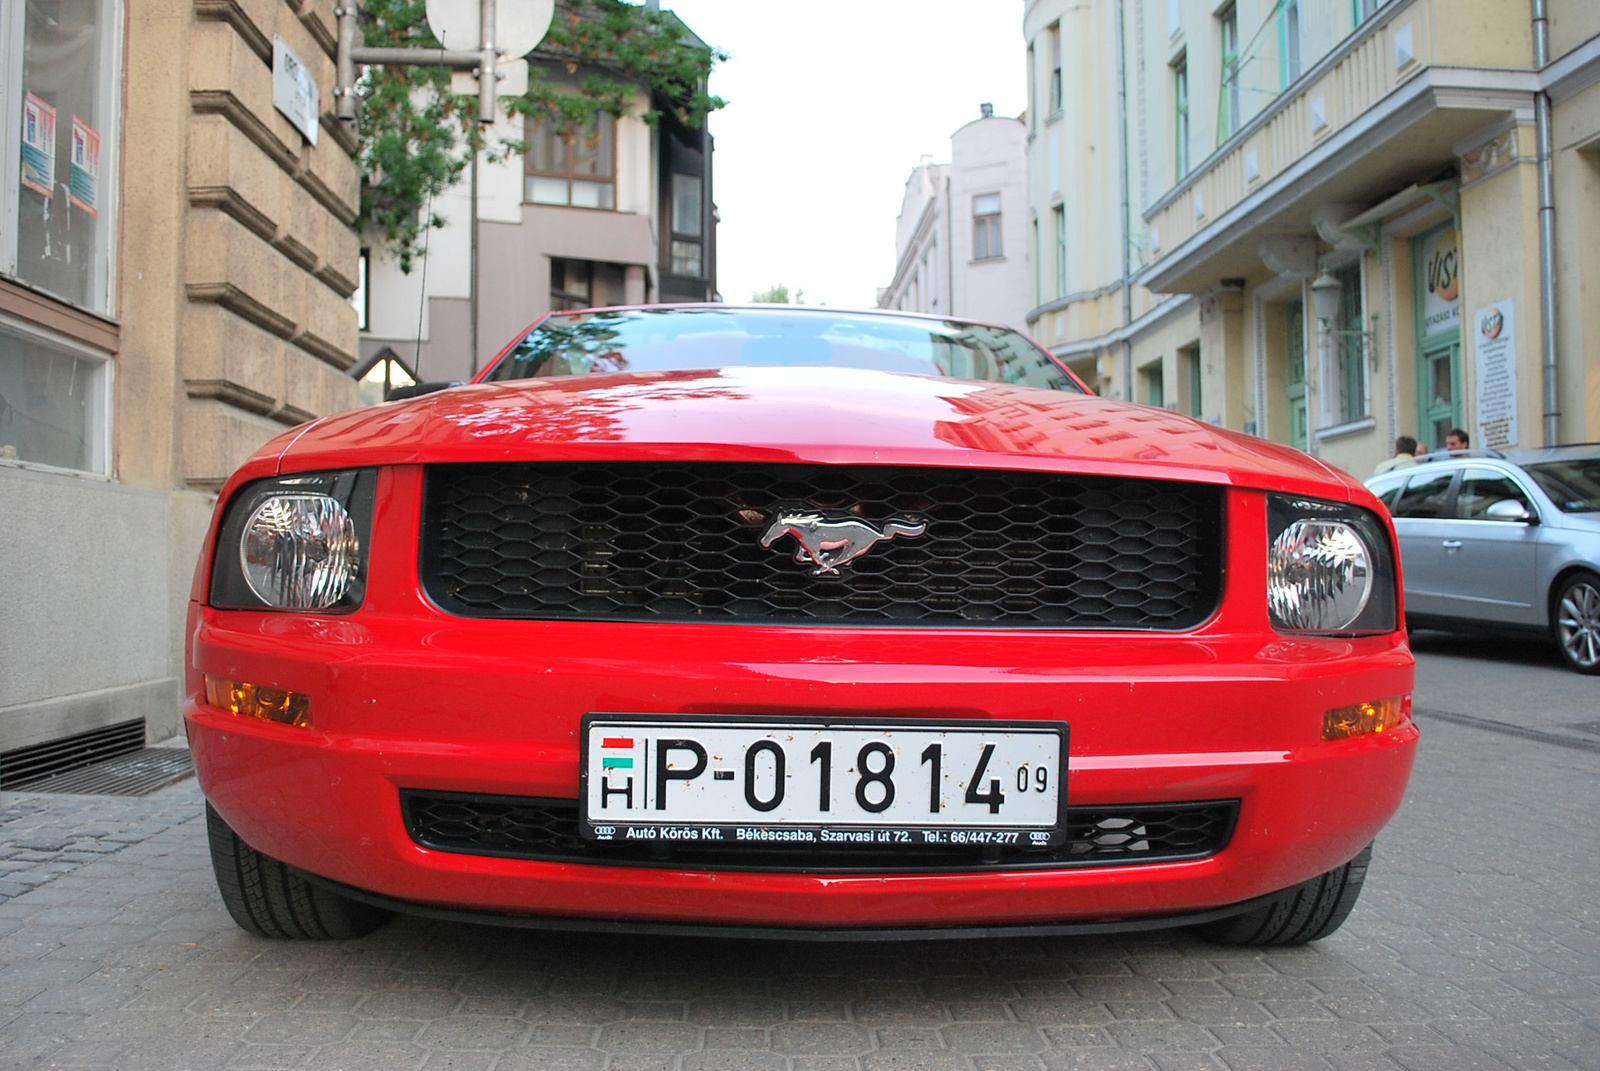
[0, 638, 1596, 1071]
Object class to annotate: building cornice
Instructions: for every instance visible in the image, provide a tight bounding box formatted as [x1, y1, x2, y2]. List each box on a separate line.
[1543, 34, 1600, 106]
[1043, 295, 1196, 362]
[1140, 65, 1537, 294]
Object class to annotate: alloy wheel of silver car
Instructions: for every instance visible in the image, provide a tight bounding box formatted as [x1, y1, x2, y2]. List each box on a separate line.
[1554, 572, 1600, 675]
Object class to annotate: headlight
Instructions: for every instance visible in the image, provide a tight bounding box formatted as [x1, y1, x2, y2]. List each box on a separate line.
[1267, 494, 1397, 634]
[209, 470, 376, 611]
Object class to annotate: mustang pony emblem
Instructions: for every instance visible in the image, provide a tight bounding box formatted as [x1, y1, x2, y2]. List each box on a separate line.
[758, 505, 927, 576]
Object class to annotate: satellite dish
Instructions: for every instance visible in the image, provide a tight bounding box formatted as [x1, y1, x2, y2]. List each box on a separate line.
[425, 0, 554, 59]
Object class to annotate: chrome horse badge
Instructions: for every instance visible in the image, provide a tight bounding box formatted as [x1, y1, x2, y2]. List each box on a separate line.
[758, 505, 927, 576]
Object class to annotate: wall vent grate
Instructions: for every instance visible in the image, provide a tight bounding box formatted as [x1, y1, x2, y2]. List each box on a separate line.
[0, 719, 148, 791]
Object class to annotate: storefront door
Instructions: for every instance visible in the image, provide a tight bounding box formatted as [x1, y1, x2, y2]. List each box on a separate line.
[1414, 224, 1463, 450]
[1285, 299, 1308, 450]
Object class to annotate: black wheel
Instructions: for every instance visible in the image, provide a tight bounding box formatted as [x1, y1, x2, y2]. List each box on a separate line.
[206, 803, 390, 939]
[1553, 572, 1600, 675]
[1192, 844, 1371, 946]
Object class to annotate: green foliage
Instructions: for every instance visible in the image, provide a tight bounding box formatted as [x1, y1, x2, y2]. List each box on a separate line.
[750, 285, 805, 304]
[355, 0, 726, 272]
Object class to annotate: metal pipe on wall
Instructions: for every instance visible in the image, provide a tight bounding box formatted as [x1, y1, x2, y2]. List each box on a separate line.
[1533, 0, 1560, 445]
[1115, 0, 1134, 401]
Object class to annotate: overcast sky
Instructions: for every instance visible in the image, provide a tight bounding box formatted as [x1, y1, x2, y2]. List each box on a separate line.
[659, 1, 1027, 309]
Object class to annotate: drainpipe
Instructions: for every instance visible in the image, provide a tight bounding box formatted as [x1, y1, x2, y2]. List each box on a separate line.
[1533, 0, 1560, 445]
[1115, 0, 1134, 400]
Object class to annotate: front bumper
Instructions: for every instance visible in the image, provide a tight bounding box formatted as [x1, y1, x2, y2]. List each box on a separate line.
[188, 608, 1416, 932]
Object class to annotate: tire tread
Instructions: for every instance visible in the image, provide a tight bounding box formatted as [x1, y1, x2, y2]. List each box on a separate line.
[206, 804, 388, 940]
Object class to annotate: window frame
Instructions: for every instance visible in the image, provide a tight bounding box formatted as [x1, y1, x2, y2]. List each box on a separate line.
[1053, 205, 1067, 300]
[1280, 0, 1302, 87]
[1333, 261, 1368, 424]
[1218, 4, 1241, 140]
[524, 112, 617, 211]
[1172, 53, 1190, 179]
[1047, 23, 1063, 114]
[972, 192, 1002, 261]
[0, 309, 113, 476]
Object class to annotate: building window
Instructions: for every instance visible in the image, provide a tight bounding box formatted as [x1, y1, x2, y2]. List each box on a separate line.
[973, 193, 1002, 260]
[1285, 299, 1308, 450]
[550, 257, 594, 310]
[1027, 45, 1037, 127]
[3, 0, 123, 317]
[353, 248, 370, 331]
[1334, 262, 1368, 423]
[670, 240, 702, 278]
[1352, 0, 1379, 23]
[672, 173, 702, 236]
[1182, 345, 1202, 418]
[0, 317, 111, 473]
[1218, 4, 1241, 139]
[1281, 0, 1302, 86]
[1173, 54, 1190, 178]
[1142, 361, 1165, 408]
[525, 113, 616, 209]
[1047, 23, 1063, 113]
[1053, 206, 1067, 300]
[669, 173, 703, 278]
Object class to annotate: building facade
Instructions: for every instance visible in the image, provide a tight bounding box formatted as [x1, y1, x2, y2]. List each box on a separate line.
[360, 42, 717, 387]
[1025, 0, 1600, 477]
[0, 0, 360, 766]
[879, 107, 1032, 331]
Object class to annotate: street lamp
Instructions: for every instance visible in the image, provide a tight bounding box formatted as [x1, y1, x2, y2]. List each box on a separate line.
[1310, 270, 1343, 324]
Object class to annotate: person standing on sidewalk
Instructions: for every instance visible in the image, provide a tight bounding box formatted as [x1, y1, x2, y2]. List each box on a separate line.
[1373, 435, 1420, 476]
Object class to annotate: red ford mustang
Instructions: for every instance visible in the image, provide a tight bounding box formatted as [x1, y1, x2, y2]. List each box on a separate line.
[187, 305, 1416, 944]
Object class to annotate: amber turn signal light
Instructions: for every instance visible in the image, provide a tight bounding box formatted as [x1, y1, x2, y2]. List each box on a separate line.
[1323, 696, 1407, 741]
[204, 675, 311, 727]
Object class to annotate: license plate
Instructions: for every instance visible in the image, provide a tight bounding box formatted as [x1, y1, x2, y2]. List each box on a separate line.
[580, 714, 1068, 847]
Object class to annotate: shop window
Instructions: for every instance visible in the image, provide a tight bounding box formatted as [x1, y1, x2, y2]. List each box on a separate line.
[0, 318, 110, 474]
[3, 0, 122, 317]
[525, 113, 616, 209]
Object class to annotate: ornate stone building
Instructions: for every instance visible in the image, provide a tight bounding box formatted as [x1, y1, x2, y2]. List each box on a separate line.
[0, 0, 360, 768]
[1025, 0, 1600, 476]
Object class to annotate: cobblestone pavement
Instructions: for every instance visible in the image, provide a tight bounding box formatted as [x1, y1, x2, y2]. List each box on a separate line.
[0, 781, 203, 904]
[1, 691, 1597, 1068]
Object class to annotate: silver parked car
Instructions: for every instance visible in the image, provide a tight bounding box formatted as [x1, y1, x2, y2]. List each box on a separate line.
[1366, 445, 1600, 674]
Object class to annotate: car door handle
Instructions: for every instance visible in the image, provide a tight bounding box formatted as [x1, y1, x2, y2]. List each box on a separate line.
[1441, 540, 1462, 550]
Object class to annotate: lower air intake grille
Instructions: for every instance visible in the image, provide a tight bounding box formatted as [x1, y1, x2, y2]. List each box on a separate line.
[420, 462, 1224, 628]
[400, 791, 1238, 874]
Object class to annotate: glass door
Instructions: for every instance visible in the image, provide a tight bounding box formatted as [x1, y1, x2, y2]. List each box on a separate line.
[1285, 300, 1308, 450]
[1420, 340, 1461, 451]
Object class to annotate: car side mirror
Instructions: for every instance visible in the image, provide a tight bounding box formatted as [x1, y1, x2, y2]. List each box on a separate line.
[1484, 499, 1535, 523]
[385, 381, 462, 402]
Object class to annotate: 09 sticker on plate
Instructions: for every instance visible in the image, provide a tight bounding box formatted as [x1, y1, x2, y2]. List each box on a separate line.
[579, 714, 1068, 847]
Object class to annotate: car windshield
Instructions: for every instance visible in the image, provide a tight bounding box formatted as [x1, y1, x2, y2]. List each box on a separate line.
[482, 307, 1084, 392]
[1522, 457, 1600, 512]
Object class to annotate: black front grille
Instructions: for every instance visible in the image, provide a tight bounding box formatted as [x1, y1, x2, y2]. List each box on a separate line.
[400, 791, 1238, 874]
[420, 463, 1223, 628]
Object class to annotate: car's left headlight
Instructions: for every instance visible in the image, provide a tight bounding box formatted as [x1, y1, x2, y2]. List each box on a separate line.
[1267, 494, 1397, 634]
[208, 469, 377, 612]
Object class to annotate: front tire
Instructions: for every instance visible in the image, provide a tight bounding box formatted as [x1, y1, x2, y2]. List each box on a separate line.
[1192, 844, 1371, 946]
[206, 803, 390, 939]
[1553, 572, 1600, 675]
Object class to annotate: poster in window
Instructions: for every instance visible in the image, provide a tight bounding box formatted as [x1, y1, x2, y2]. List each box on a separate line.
[21, 93, 56, 197]
[69, 117, 99, 216]
[1420, 226, 1460, 336]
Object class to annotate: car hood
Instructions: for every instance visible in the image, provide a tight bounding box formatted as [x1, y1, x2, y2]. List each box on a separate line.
[270, 367, 1359, 498]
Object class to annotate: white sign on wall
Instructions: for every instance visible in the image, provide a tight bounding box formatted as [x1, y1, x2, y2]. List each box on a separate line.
[273, 37, 320, 147]
[1473, 300, 1518, 450]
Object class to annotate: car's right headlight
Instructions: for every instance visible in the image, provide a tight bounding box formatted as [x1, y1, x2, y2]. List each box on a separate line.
[1267, 494, 1397, 634]
[208, 469, 376, 612]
